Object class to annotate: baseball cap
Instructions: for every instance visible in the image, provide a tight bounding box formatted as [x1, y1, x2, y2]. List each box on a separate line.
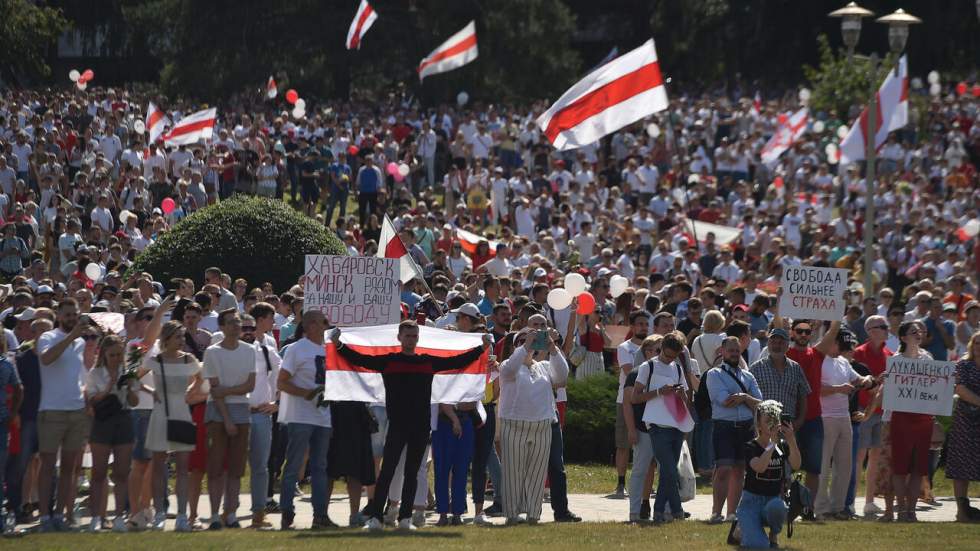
[533, 267, 547, 278]
[451, 303, 482, 318]
[732, 304, 749, 312]
[768, 327, 790, 340]
[943, 303, 957, 312]
[36, 285, 54, 295]
[14, 307, 37, 322]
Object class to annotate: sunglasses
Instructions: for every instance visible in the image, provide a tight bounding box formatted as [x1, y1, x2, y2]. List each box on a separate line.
[869, 325, 888, 331]
[794, 328, 812, 335]
[82, 334, 100, 342]
[242, 326, 256, 331]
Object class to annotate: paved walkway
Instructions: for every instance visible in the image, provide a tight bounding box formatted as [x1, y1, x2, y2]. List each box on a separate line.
[17, 493, 965, 532]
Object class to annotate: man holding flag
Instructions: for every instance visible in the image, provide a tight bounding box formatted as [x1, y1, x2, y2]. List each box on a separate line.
[331, 321, 492, 531]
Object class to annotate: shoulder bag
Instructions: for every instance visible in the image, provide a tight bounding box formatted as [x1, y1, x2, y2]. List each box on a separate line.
[159, 355, 197, 445]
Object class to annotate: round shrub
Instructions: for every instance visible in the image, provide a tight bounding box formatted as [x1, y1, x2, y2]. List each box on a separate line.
[128, 196, 345, 291]
[564, 373, 618, 463]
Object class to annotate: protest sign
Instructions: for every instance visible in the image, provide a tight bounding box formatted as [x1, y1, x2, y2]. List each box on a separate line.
[303, 255, 400, 327]
[778, 266, 847, 321]
[882, 356, 956, 416]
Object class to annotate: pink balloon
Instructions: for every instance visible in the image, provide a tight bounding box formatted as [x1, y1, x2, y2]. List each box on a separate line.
[161, 197, 176, 214]
[393, 171, 406, 183]
[387, 162, 399, 176]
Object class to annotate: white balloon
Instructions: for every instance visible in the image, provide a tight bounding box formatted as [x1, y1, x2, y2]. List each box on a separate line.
[825, 143, 839, 164]
[295, 98, 306, 110]
[927, 70, 940, 85]
[69, 69, 80, 82]
[964, 219, 980, 238]
[564, 273, 588, 297]
[929, 82, 942, 97]
[812, 120, 826, 134]
[546, 288, 572, 310]
[84, 263, 102, 281]
[836, 125, 849, 139]
[457, 91, 469, 106]
[798, 88, 811, 102]
[398, 163, 410, 177]
[119, 209, 133, 224]
[76, 81, 87, 91]
[292, 106, 306, 119]
[646, 123, 661, 138]
[610, 276, 629, 298]
[133, 120, 146, 134]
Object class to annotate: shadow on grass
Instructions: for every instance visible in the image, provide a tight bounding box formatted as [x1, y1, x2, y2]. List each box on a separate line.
[291, 530, 463, 540]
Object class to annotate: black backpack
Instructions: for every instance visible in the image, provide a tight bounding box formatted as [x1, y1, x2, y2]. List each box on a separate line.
[694, 364, 748, 421]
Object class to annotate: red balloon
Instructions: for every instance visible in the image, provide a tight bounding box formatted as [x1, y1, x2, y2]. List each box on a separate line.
[76, 76, 88, 84]
[82, 69, 94, 81]
[576, 293, 596, 315]
[972, 85, 980, 98]
[956, 81, 968, 96]
[347, 145, 359, 156]
[777, 113, 788, 125]
[161, 197, 176, 214]
[285, 89, 299, 104]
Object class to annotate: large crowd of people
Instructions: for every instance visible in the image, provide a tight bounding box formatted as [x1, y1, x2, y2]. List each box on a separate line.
[1, 81, 980, 545]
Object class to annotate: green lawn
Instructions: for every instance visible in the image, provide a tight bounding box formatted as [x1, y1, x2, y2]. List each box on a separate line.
[11, 521, 980, 551]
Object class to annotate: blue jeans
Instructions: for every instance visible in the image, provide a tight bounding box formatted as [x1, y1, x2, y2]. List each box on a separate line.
[736, 490, 787, 549]
[8, 419, 37, 514]
[0, 422, 8, 513]
[280, 423, 331, 516]
[432, 416, 474, 515]
[845, 423, 860, 512]
[650, 425, 684, 516]
[628, 431, 655, 519]
[249, 413, 273, 514]
[547, 419, 569, 515]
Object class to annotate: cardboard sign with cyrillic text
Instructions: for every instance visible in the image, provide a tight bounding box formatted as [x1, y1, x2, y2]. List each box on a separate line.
[882, 356, 955, 416]
[303, 255, 400, 327]
[778, 266, 848, 321]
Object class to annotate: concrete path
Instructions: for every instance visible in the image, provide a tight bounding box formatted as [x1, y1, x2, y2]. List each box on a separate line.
[15, 493, 966, 532]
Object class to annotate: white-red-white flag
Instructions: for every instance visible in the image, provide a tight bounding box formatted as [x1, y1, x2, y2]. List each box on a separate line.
[162, 108, 217, 147]
[378, 215, 425, 284]
[324, 324, 489, 404]
[418, 21, 478, 81]
[536, 39, 668, 151]
[145, 102, 170, 144]
[751, 91, 762, 118]
[346, 0, 378, 50]
[760, 107, 809, 166]
[455, 227, 498, 258]
[266, 75, 277, 99]
[839, 55, 909, 166]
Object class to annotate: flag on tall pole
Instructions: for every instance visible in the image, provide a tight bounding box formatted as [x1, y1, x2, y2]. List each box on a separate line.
[346, 0, 378, 50]
[760, 107, 809, 166]
[266, 75, 277, 99]
[536, 39, 669, 151]
[418, 21, 478, 81]
[162, 108, 217, 147]
[378, 215, 425, 284]
[145, 102, 170, 144]
[839, 55, 909, 165]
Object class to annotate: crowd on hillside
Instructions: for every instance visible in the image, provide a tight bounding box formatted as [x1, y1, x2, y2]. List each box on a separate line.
[1, 81, 980, 545]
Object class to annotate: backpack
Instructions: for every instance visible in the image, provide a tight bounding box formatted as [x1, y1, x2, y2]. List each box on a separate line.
[693, 363, 748, 421]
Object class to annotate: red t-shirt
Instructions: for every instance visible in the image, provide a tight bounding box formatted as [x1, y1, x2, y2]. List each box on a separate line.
[852, 341, 892, 410]
[787, 346, 822, 420]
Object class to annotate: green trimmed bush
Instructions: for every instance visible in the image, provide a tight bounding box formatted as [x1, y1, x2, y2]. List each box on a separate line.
[564, 373, 619, 463]
[129, 196, 345, 291]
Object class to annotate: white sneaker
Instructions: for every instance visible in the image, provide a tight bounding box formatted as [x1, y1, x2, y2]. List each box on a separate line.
[112, 516, 128, 533]
[363, 517, 383, 532]
[88, 516, 102, 532]
[152, 510, 167, 530]
[383, 507, 398, 527]
[473, 513, 491, 526]
[398, 518, 417, 531]
[863, 502, 883, 516]
[411, 510, 425, 528]
[725, 514, 736, 523]
[174, 514, 191, 532]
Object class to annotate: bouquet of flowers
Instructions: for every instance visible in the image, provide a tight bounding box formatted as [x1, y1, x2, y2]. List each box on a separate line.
[757, 399, 784, 432]
[117, 344, 145, 389]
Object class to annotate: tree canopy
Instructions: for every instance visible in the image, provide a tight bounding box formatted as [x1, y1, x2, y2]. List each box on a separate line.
[0, 0, 69, 84]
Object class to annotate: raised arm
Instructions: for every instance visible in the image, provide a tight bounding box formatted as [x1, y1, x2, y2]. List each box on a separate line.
[814, 320, 840, 356]
[431, 343, 487, 373]
[332, 329, 389, 371]
[499, 344, 527, 381]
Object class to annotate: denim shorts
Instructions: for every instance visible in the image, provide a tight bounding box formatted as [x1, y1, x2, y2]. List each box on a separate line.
[857, 413, 883, 449]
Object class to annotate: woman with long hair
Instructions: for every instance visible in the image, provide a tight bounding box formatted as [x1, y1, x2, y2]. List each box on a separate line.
[144, 321, 204, 532]
[946, 331, 980, 522]
[84, 335, 139, 532]
[888, 321, 933, 522]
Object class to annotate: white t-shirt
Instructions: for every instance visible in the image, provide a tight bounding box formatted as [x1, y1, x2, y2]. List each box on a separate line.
[37, 328, 86, 411]
[819, 355, 860, 419]
[203, 342, 256, 405]
[250, 338, 281, 408]
[635, 358, 689, 426]
[497, 347, 568, 422]
[278, 338, 331, 427]
[616, 340, 642, 404]
[199, 311, 219, 333]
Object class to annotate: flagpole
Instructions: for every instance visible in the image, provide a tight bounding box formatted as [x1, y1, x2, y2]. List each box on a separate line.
[862, 54, 878, 294]
[385, 214, 445, 316]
